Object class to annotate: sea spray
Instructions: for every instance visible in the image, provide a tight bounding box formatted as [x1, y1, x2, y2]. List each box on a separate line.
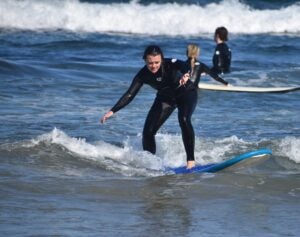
[1, 0, 300, 35]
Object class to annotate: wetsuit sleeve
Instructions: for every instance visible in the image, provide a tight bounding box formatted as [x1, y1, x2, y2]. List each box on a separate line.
[202, 63, 228, 85]
[214, 45, 224, 69]
[110, 74, 143, 113]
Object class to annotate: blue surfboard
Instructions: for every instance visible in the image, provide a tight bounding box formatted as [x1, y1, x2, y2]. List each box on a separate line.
[166, 148, 272, 174]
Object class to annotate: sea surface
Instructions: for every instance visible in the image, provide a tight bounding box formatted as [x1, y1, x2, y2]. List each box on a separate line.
[0, 0, 300, 236]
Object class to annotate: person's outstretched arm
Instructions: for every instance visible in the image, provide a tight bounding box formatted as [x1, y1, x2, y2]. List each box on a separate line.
[202, 63, 229, 86]
[100, 74, 143, 123]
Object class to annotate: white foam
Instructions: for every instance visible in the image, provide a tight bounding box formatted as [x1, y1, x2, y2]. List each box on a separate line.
[34, 128, 164, 176]
[36, 128, 244, 164]
[278, 136, 300, 163]
[1, 0, 300, 35]
[29, 128, 300, 176]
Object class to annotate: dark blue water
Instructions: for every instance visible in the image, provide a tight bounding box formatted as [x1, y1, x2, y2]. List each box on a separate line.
[1, 1, 300, 236]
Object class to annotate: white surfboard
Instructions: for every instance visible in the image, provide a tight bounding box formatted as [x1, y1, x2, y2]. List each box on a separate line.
[198, 83, 300, 93]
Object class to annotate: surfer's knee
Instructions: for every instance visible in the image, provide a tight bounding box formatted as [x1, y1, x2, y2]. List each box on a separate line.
[179, 115, 191, 129]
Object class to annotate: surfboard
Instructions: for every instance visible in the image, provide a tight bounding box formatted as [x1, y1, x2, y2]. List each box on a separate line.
[166, 148, 272, 175]
[198, 83, 300, 93]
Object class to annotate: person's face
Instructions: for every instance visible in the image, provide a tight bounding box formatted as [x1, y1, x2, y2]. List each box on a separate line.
[145, 55, 162, 74]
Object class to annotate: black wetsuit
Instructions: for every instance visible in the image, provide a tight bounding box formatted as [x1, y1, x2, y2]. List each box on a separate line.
[211, 42, 231, 74]
[174, 59, 228, 161]
[185, 58, 229, 87]
[110, 58, 197, 161]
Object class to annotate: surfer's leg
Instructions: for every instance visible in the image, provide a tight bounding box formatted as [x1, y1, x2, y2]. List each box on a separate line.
[177, 90, 197, 164]
[143, 97, 175, 154]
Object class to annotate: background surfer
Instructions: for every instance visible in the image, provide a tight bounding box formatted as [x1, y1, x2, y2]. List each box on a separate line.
[211, 26, 232, 74]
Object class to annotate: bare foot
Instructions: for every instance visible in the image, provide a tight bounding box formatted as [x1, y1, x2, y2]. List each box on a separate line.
[187, 160, 196, 169]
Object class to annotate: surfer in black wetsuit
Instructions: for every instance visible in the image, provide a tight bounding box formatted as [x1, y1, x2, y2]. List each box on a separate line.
[101, 45, 197, 168]
[211, 26, 231, 75]
[171, 44, 229, 168]
[175, 44, 228, 166]
[185, 43, 229, 87]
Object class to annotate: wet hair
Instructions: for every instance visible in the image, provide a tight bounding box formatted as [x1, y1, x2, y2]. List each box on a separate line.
[187, 44, 200, 59]
[214, 26, 229, 41]
[186, 44, 200, 70]
[143, 45, 164, 60]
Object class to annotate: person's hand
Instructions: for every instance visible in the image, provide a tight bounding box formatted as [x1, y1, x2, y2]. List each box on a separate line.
[226, 83, 232, 87]
[100, 111, 114, 124]
[179, 72, 190, 86]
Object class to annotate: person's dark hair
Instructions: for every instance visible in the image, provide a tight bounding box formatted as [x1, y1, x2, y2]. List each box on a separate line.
[215, 26, 228, 41]
[143, 45, 164, 60]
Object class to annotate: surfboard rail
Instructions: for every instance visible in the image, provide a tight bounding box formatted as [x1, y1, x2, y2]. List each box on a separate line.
[198, 83, 300, 93]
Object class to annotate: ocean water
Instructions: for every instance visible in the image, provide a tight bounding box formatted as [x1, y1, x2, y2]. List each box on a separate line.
[0, 0, 300, 236]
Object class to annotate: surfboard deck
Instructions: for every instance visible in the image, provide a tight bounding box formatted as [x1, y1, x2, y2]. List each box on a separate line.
[166, 148, 272, 175]
[198, 83, 300, 93]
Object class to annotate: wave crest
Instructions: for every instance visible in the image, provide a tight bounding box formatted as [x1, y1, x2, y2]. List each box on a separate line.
[1, 0, 300, 35]
[1, 128, 299, 177]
